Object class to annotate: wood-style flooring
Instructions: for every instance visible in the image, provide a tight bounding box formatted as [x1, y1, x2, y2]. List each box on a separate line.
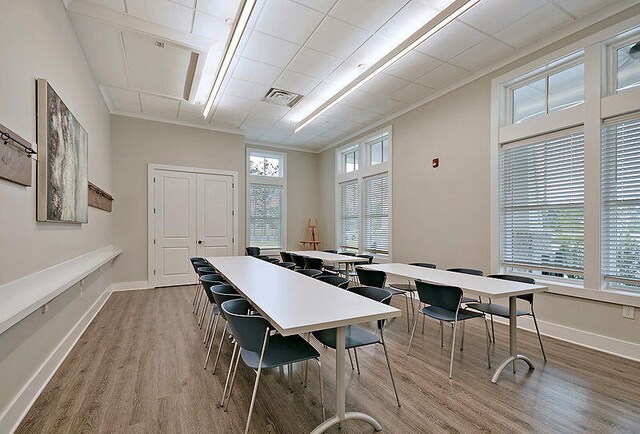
[16, 286, 640, 433]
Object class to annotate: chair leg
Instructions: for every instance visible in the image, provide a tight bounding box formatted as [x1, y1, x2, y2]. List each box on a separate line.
[353, 348, 360, 375]
[491, 314, 496, 343]
[220, 342, 238, 406]
[288, 363, 293, 392]
[380, 329, 401, 407]
[531, 311, 547, 362]
[403, 293, 410, 333]
[440, 321, 444, 347]
[314, 359, 326, 421]
[204, 307, 215, 344]
[449, 320, 458, 379]
[483, 317, 491, 369]
[244, 330, 269, 434]
[406, 310, 420, 355]
[212, 323, 228, 375]
[223, 345, 242, 412]
[347, 348, 354, 370]
[192, 282, 200, 306]
[193, 285, 201, 314]
[421, 305, 426, 334]
[204, 314, 220, 369]
[460, 321, 465, 351]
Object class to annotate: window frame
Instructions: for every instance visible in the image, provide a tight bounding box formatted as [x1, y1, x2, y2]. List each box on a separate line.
[246, 148, 287, 253]
[604, 26, 640, 96]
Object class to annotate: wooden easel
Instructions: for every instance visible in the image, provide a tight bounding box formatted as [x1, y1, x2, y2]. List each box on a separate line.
[300, 218, 321, 250]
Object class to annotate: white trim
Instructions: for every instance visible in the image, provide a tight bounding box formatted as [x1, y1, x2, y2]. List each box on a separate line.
[147, 164, 239, 288]
[0, 284, 114, 434]
[111, 110, 244, 137]
[490, 315, 640, 362]
[244, 140, 317, 154]
[111, 281, 151, 291]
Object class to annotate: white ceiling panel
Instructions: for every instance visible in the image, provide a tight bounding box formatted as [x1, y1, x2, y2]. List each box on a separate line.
[305, 16, 370, 59]
[288, 47, 343, 79]
[178, 109, 211, 124]
[210, 109, 246, 128]
[415, 62, 468, 89]
[552, 0, 617, 18]
[255, 0, 324, 44]
[330, 0, 408, 32]
[369, 98, 408, 115]
[358, 73, 409, 96]
[241, 30, 301, 67]
[126, 0, 194, 32]
[449, 37, 515, 71]
[80, 0, 126, 12]
[192, 11, 229, 41]
[383, 50, 442, 81]
[292, 0, 338, 14]
[274, 70, 321, 95]
[459, 0, 547, 35]
[415, 19, 486, 61]
[179, 101, 206, 113]
[107, 87, 142, 112]
[196, 0, 242, 19]
[232, 57, 283, 85]
[347, 35, 397, 69]
[329, 103, 381, 124]
[494, 3, 573, 49]
[376, 0, 439, 43]
[341, 90, 386, 112]
[390, 82, 434, 104]
[224, 77, 270, 100]
[140, 93, 180, 117]
[216, 93, 258, 114]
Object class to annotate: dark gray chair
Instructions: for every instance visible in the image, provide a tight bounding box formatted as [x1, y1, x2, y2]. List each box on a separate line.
[389, 262, 436, 291]
[446, 268, 484, 304]
[408, 280, 491, 378]
[277, 261, 296, 270]
[323, 249, 338, 253]
[197, 273, 225, 330]
[466, 275, 546, 362]
[194, 266, 219, 317]
[220, 299, 324, 433]
[205, 284, 243, 373]
[316, 275, 350, 289]
[191, 259, 211, 307]
[280, 251, 293, 262]
[304, 256, 323, 270]
[297, 268, 322, 278]
[312, 286, 400, 407]
[246, 246, 261, 257]
[356, 267, 412, 332]
[290, 253, 306, 269]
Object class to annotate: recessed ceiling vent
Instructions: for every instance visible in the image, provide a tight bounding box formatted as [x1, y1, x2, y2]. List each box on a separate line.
[262, 88, 303, 108]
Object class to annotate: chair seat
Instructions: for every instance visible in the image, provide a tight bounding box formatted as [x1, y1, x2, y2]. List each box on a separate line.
[461, 296, 479, 304]
[466, 302, 529, 318]
[421, 305, 483, 322]
[389, 283, 413, 291]
[312, 325, 379, 350]
[240, 334, 320, 370]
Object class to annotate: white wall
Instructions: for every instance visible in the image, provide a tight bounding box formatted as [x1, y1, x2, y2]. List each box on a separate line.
[0, 0, 114, 429]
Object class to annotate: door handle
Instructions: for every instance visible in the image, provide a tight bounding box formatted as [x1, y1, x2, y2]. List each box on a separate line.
[198, 240, 203, 245]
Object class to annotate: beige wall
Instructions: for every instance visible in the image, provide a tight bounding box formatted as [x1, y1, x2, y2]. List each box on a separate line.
[111, 116, 319, 283]
[0, 0, 113, 428]
[319, 8, 640, 348]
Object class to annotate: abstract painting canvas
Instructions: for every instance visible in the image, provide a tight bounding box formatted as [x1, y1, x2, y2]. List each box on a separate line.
[36, 79, 88, 223]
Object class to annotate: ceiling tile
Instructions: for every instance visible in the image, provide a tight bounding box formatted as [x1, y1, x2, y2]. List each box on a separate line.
[369, 98, 408, 114]
[552, 0, 617, 18]
[192, 12, 229, 41]
[305, 17, 371, 59]
[140, 93, 180, 118]
[126, 0, 194, 32]
[241, 31, 301, 67]
[178, 110, 211, 124]
[494, 4, 573, 49]
[173, 0, 196, 7]
[81, 0, 126, 12]
[224, 77, 270, 99]
[179, 101, 206, 113]
[217, 93, 258, 113]
[459, 0, 547, 35]
[341, 90, 386, 112]
[288, 47, 343, 79]
[347, 35, 397, 69]
[210, 109, 247, 128]
[376, 0, 440, 43]
[415, 19, 485, 61]
[449, 37, 515, 71]
[232, 57, 283, 85]
[274, 70, 321, 95]
[292, 0, 338, 13]
[107, 87, 142, 112]
[415, 62, 468, 89]
[332, 119, 367, 132]
[329, 103, 381, 123]
[358, 73, 409, 95]
[255, 0, 324, 44]
[383, 50, 442, 81]
[330, 0, 409, 32]
[196, 0, 242, 18]
[390, 82, 434, 104]
[280, 132, 315, 146]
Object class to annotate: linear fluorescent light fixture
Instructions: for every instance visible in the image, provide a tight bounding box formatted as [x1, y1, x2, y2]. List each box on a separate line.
[294, 0, 480, 133]
[202, 0, 256, 118]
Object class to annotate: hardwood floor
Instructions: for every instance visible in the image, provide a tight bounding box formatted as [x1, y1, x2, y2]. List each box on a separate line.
[17, 286, 640, 433]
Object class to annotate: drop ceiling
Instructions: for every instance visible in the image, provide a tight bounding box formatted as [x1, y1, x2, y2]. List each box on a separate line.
[66, 0, 622, 151]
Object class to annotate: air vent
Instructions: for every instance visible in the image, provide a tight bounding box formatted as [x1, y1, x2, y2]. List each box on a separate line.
[262, 88, 303, 108]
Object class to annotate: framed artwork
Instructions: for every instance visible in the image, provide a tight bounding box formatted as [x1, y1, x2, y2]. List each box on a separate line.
[36, 79, 88, 223]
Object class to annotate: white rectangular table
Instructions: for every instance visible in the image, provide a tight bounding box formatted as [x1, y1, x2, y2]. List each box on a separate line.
[362, 263, 548, 383]
[207, 256, 400, 433]
[288, 251, 369, 278]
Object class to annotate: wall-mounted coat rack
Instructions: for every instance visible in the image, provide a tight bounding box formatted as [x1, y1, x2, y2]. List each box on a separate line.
[0, 122, 36, 186]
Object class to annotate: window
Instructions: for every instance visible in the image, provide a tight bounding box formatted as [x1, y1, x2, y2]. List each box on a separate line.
[602, 114, 640, 291]
[339, 181, 359, 252]
[511, 61, 584, 124]
[616, 40, 640, 93]
[500, 129, 585, 280]
[336, 129, 391, 258]
[247, 149, 286, 250]
[364, 175, 389, 254]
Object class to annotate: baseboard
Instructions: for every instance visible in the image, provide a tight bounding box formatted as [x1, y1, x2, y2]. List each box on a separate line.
[111, 281, 150, 291]
[491, 316, 640, 362]
[0, 285, 114, 434]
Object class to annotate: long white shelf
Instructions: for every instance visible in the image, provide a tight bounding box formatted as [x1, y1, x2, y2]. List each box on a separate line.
[0, 245, 121, 335]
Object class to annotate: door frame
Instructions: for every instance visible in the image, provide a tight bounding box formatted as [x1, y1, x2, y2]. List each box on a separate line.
[147, 163, 239, 288]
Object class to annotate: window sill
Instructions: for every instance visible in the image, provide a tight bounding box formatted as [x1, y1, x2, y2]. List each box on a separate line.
[535, 278, 640, 307]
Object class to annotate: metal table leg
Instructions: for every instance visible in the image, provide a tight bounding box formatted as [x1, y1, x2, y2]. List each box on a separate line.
[491, 296, 535, 383]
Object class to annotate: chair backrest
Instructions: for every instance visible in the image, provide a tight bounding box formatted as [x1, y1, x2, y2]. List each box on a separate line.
[290, 253, 306, 268]
[488, 274, 536, 303]
[196, 266, 217, 277]
[323, 249, 338, 254]
[211, 284, 243, 319]
[348, 286, 392, 329]
[340, 251, 356, 256]
[297, 268, 322, 278]
[192, 261, 209, 272]
[246, 247, 261, 257]
[410, 262, 437, 269]
[280, 251, 293, 262]
[221, 299, 271, 353]
[190, 257, 205, 264]
[356, 267, 386, 288]
[304, 256, 323, 270]
[316, 275, 350, 289]
[415, 280, 462, 311]
[277, 262, 296, 270]
[263, 257, 279, 264]
[356, 254, 374, 264]
[200, 274, 226, 303]
[447, 268, 483, 276]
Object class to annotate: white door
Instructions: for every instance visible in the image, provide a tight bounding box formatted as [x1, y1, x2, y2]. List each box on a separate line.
[153, 169, 235, 288]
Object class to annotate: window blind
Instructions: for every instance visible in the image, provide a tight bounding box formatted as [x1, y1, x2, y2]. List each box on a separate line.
[249, 184, 283, 249]
[364, 174, 389, 255]
[340, 181, 359, 251]
[602, 113, 640, 290]
[500, 128, 585, 277]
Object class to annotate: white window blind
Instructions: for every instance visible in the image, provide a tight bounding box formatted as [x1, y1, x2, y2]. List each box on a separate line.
[602, 113, 640, 290]
[500, 128, 585, 278]
[249, 184, 283, 249]
[364, 174, 389, 255]
[340, 181, 359, 251]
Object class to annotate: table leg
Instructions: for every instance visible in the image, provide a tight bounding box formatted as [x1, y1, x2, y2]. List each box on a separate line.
[491, 296, 535, 383]
[310, 326, 383, 433]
